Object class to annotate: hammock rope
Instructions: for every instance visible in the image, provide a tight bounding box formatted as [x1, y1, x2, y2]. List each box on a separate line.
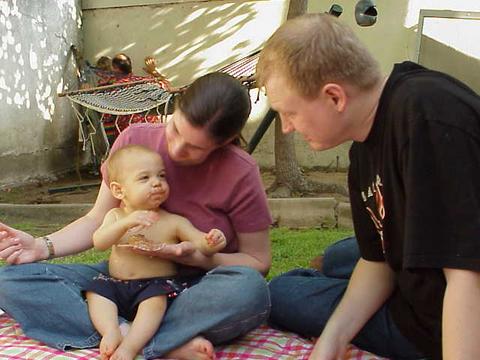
[66, 81, 172, 115]
[66, 78, 175, 163]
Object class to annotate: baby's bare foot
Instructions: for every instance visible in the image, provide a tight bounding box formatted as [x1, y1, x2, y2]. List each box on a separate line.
[165, 336, 215, 360]
[100, 328, 122, 360]
[110, 343, 138, 360]
[119, 322, 130, 337]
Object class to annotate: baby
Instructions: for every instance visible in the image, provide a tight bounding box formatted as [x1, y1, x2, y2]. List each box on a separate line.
[84, 144, 226, 360]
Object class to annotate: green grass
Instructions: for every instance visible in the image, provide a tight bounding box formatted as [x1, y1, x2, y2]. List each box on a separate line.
[0, 221, 110, 266]
[269, 227, 353, 279]
[2, 221, 353, 278]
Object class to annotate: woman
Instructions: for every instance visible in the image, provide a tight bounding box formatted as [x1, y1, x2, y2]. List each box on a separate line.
[0, 72, 272, 360]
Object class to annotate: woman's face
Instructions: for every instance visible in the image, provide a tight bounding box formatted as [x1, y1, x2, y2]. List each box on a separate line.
[165, 110, 221, 165]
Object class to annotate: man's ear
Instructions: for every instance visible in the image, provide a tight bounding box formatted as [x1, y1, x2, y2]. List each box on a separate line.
[321, 83, 347, 112]
[110, 181, 124, 200]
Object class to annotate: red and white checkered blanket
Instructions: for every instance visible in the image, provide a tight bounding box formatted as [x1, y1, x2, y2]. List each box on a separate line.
[0, 314, 387, 359]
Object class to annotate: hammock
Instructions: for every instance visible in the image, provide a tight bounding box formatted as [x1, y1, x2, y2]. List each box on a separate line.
[218, 49, 259, 83]
[61, 50, 261, 166]
[62, 75, 175, 166]
[67, 80, 172, 115]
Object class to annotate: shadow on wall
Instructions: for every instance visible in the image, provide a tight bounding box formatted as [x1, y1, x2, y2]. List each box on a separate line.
[0, 2, 81, 120]
[81, 1, 285, 88]
[0, 1, 84, 187]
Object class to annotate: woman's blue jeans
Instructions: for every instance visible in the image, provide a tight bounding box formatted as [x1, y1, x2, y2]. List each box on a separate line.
[0, 262, 270, 359]
[269, 237, 426, 360]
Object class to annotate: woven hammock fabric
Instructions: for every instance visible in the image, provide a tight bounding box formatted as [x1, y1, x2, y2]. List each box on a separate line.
[67, 82, 171, 115]
[218, 50, 259, 79]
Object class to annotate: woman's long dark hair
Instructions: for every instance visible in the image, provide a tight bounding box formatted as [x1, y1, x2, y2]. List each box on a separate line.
[177, 72, 251, 145]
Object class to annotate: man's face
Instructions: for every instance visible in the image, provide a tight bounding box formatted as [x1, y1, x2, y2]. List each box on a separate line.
[265, 74, 347, 151]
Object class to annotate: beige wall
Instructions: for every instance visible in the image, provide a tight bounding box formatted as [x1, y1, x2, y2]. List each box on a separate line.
[81, 0, 480, 171]
[3, 1, 479, 187]
[82, 0, 296, 168]
[308, 0, 480, 74]
[81, 0, 352, 170]
[81, 0, 288, 87]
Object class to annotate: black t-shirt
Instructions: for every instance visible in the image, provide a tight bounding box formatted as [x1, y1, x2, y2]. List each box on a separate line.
[349, 61, 480, 359]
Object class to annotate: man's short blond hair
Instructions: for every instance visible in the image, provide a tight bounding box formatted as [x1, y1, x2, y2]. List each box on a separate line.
[256, 13, 381, 99]
[106, 145, 159, 184]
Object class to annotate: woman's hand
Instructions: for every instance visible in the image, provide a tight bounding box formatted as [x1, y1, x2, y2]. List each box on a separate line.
[0, 222, 47, 264]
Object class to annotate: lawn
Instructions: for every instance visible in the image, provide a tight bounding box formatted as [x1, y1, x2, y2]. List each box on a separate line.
[2, 221, 353, 279]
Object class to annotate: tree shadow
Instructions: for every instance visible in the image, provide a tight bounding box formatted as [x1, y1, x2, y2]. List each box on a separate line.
[81, 1, 282, 87]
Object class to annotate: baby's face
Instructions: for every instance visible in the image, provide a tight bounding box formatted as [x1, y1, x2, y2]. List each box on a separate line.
[119, 152, 169, 210]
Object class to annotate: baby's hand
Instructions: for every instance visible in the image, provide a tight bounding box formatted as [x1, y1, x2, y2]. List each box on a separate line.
[124, 210, 160, 231]
[205, 229, 226, 249]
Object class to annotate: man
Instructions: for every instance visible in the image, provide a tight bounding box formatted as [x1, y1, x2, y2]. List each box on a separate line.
[257, 13, 480, 360]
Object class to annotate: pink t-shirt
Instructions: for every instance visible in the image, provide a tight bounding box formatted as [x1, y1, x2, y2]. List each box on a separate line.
[101, 123, 272, 253]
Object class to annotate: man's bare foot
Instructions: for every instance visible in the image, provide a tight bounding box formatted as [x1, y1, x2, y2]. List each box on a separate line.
[165, 336, 215, 360]
[110, 343, 138, 360]
[310, 255, 324, 272]
[100, 328, 123, 360]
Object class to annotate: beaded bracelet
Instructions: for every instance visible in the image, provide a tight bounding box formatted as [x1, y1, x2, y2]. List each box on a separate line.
[42, 236, 55, 259]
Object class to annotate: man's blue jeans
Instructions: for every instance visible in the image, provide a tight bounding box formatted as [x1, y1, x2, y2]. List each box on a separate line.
[0, 262, 270, 359]
[269, 237, 425, 360]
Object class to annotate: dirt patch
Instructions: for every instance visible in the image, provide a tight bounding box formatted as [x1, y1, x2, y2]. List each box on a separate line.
[0, 169, 348, 205]
[0, 172, 101, 205]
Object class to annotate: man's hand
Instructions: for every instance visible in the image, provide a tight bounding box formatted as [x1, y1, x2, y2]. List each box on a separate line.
[309, 334, 347, 360]
[443, 268, 480, 359]
[0, 222, 46, 264]
[308, 259, 395, 360]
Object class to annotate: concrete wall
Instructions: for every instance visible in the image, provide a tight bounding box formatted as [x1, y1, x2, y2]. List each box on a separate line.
[2, 0, 480, 187]
[81, 0, 352, 170]
[81, 0, 282, 168]
[308, 0, 480, 81]
[0, 0, 83, 187]
[81, 0, 287, 87]
[82, 0, 480, 171]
